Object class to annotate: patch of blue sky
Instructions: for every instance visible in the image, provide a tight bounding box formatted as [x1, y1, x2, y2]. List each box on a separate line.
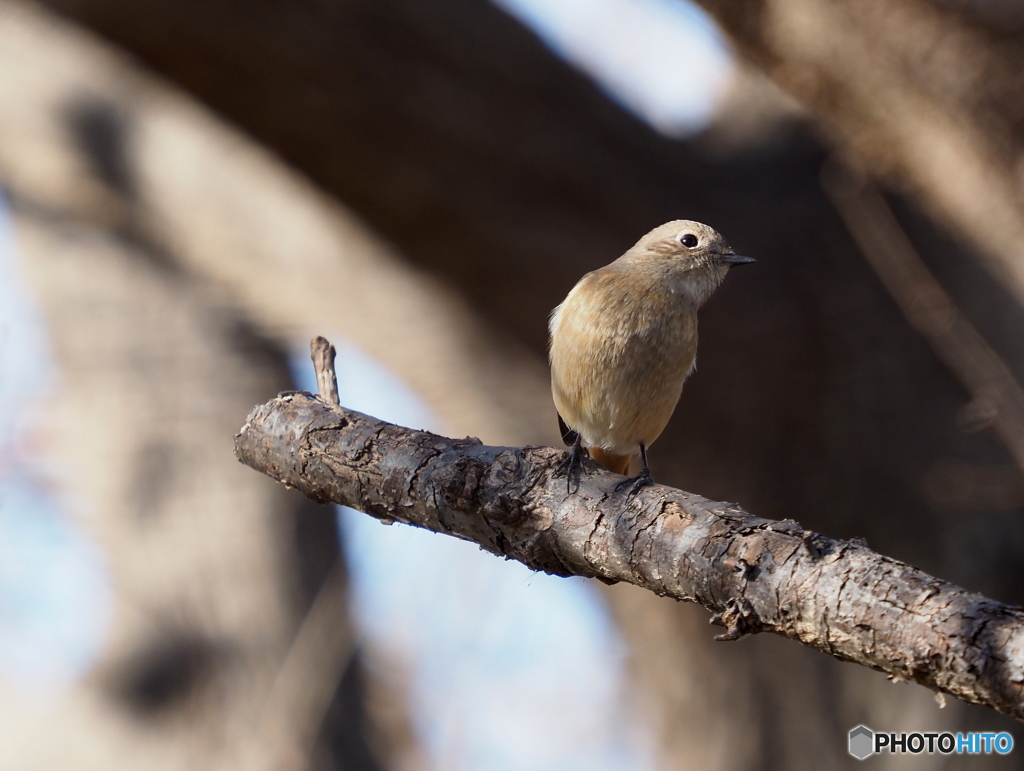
[0, 205, 49, 437]
[492, 0, 734, 136]
[0, 192, 113, 694]
[0, 481, 111, 690]
[292, 338, 654, 771]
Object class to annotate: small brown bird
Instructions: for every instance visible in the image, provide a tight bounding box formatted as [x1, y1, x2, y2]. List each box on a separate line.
[549, 220, 753, 491]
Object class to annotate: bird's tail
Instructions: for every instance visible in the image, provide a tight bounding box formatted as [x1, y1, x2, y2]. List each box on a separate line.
[589, 447, 637, 476]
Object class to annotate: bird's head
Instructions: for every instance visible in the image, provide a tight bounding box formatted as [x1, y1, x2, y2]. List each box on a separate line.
[625, 219, 754, 306]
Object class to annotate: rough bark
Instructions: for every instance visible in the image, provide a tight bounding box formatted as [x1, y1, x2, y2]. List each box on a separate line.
[236, 391, 1024, 723]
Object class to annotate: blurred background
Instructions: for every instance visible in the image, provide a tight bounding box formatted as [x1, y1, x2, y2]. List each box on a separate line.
[2, 0, 1024, 768]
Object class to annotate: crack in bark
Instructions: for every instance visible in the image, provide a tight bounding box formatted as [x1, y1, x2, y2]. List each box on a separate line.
[629, 509, 662, 584]
[408, 447, 442, 500]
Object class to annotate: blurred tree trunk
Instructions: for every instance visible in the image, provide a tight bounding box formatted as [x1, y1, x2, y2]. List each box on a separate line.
[17, 0, 1024, 767]
[0, 3, 422, 769]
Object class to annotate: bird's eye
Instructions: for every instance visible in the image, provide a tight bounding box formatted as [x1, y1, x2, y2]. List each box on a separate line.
[680, 233, 698, 248]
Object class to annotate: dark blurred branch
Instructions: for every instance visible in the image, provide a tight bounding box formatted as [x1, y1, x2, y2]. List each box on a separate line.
[235, 388, 1024, 722]
[32, 0, 813, 353]
[823, 160, 1024, 475]
[699, 0, 1024, 310]
[254, 560, 355, 771]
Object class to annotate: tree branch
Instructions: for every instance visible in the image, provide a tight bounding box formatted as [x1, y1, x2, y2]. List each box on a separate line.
[822, 160, 1024, 477]
[235, 390, 1024, 722]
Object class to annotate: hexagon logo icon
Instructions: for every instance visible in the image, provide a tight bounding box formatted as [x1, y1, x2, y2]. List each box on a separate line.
[849, 725, 874, 760]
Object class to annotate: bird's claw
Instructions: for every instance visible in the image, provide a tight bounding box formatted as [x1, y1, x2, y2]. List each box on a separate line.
[555, 440, 586, 494]
[613, 467, 654, 499]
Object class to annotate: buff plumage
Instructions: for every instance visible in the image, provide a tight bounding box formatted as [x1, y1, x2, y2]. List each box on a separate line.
[549, 220, 752, 481]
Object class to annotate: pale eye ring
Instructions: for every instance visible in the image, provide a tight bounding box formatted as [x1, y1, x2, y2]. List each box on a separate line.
[679, 233, 698, 248]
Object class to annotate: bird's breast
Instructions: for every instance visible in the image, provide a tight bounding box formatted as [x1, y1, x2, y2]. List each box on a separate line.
[549, 272, 698, 453]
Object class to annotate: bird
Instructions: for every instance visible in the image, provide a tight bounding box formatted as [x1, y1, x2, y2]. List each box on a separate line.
[548, 219, 753, 492]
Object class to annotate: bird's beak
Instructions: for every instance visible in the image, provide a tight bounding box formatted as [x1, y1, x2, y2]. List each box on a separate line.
[716, 253, 755, 266]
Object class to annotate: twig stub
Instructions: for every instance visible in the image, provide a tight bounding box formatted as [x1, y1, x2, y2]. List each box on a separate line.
[310, 335, 339, 406]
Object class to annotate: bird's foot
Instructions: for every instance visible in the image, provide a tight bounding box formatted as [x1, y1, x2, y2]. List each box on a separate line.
[613, 467, 654, 499]
[555, 439, 586, 494]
